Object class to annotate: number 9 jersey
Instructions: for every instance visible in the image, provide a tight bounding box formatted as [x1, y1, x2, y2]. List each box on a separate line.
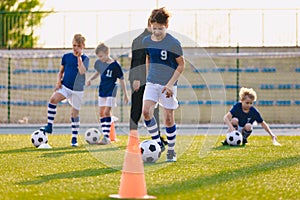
[142, 33, 183, 86]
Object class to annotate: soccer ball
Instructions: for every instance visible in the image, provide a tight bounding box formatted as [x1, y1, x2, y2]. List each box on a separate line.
[85, 128, 102, 144]
[31, 129, 48, 147]
[139, 140, 161, 163]
[226, 130, 243, 146]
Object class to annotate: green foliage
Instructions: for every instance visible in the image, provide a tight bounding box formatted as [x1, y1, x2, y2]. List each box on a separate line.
[0, 0, 52, 48]
[0, 134, 299, 199]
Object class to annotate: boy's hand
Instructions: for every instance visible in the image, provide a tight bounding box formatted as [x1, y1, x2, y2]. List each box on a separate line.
[162, 85, 173, 98]
[272, 136, 281, 146]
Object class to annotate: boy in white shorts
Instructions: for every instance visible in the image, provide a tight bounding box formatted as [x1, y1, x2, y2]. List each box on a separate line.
[86, 43, 128, 145]
[142, 7, 185, 162]
[41, 34, 89, 147]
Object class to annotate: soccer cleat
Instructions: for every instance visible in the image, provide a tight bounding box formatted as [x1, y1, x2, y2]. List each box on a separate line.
[97, 136, 111, 145]
[242, 138, 248, 146]
[71, 137, 78, 147]
[166, 150, 177, 162]
[40, 125, 53, 134]
[221, 140, 229, 146]
[159, 136, 168, 152]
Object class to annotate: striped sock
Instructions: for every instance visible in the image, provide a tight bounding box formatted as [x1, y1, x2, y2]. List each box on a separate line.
[100, 117, 111, 138]
[47, 103, 57, 127]
[71, 117, 80, 138]
[166, 124, 176, 151]
[145, 118, 161, 146]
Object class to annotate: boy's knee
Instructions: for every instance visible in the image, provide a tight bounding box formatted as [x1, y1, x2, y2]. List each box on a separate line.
[244, 123, 252, 132]
[231, 118, 239, 129]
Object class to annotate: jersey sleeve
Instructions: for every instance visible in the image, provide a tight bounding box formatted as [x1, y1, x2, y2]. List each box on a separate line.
[94, 60, 101, 73]
[253, 107, 264, 123]
[229, 103, 239, 116]
[83, 56, 89, 70]
[114, 62, 124, 80]
[171, 40, 183, 58]
[61, 54, 66, 66]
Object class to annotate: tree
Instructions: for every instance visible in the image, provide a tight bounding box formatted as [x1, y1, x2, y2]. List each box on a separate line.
[0, 0, 52, 48]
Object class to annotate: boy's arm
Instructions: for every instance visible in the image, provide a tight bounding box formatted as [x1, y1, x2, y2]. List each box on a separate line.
[77, 55, 86, 75]
[163, 56, 185, 98]
[224, 112, 236, 132]
[55, 65, 64, 91]
[86, 72, 100, 86]
[261, 121, 281, 146]
[119, 79, 128, 105]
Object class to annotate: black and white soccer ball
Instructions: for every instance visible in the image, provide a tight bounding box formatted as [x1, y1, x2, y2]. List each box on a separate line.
[85, 128, 102, 144]
[31, 129, 48, 147]
[139, 140, 161, 163]
[226, 130, 243, 146]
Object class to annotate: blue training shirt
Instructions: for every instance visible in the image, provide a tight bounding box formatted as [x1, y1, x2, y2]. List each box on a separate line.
[94, 60, 124, 97]
[230, 102, 264, 127]
[142, 33, 183, 85]
[61, 53, 89, 91]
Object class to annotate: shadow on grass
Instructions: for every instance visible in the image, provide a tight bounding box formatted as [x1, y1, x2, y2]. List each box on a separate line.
[213, 145, 246, 151]
[152, 155, 300, 194]
[17, 167, 118, 185]
[40, 145, 127, 158]
[0, 145, 126, 157]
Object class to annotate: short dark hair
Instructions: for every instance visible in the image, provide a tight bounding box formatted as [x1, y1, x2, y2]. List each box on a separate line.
[149, 7, 171, 25]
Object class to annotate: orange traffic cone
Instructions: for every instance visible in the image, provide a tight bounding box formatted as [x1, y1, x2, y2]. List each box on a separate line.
[109, 130, 156, 199]
[109, 122, 117, 142]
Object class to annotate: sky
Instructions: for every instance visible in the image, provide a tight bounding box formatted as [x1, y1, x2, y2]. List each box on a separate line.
[37, 0, 300, 47]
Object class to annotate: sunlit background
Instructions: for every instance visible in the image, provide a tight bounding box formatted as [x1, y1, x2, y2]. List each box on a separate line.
[37, 0, 300, 48]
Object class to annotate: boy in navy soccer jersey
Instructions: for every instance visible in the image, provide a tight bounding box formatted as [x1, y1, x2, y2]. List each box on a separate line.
[41, 34, 89, 147]
[222, 87, 281, 146]
[86, 43, 128, 145]
[142, 7, 185, 162]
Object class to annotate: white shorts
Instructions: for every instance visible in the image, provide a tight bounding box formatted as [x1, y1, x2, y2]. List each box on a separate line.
[57, 85, 84, 110]
[98, 96, 117, 107]
[143, 82, 178, 109]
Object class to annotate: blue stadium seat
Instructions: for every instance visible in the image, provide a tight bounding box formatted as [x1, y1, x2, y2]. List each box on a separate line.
[295, 84, 300, 89]
[32, 69, 46, 73]
[11, 101, 30, 106]
[225, 85, 238, 89]
[208, 85, 224, 89]
[276, 100, 292, 106]
[84, 100, 98, 106]
[228, 68, 242, 72]
[0, 85, 6, 89]
[32, 100, 48, 106]
[211, 68, 226, 73]
[178, 100, 187, 105]
[177, 85, 190, 89]
[13, 69, 30, 74]
[278, 84, 293, 89]
[294, 100, 300, 105]
[260, 84, 275, 89]
[244, 68, 259, 73]
[186, 101, 204, 105]
[205, 100, 222, 105]
[193, 68, 209, 73]
[295, 68, 300, 72]
[258, 100, 274, 106]
[225, 100, 236, 105]
[191, 85, 206, 89]
[261, 67, 276, 72]
[46, 69, 59, 73]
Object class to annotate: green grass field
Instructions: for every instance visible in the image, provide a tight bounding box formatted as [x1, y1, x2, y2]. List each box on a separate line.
[0, 134, 299, 200]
